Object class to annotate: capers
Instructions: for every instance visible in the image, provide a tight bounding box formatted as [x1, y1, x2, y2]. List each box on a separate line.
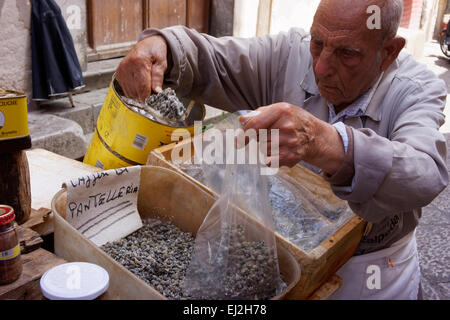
[101, 219, 194, 300]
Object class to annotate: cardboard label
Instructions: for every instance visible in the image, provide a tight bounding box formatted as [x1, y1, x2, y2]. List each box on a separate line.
[64, 166, 143, 246]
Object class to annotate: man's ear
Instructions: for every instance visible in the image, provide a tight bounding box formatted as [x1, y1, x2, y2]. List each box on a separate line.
[381, 37, 406, 71]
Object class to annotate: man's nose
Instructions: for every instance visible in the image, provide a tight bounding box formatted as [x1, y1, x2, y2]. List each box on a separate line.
[314, 49, 335, 78]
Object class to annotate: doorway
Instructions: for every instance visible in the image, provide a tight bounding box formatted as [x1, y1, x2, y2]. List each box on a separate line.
[87, 0, 210, 61]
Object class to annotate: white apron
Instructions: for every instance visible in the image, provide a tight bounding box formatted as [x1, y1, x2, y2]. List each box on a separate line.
[329, 231, 421, 300]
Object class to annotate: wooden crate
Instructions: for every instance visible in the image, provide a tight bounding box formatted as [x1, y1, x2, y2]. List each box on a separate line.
[147, 137, 367, 299]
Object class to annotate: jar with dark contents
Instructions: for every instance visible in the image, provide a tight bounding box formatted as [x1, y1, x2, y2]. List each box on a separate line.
[0, 205, 22, 285]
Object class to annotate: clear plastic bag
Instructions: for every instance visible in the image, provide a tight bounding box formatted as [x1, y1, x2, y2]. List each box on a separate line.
[182, 114, 285, 300]
[175, 112, 354, 253]
[267, 174, 331, 250]
[267, 173, 354, 251]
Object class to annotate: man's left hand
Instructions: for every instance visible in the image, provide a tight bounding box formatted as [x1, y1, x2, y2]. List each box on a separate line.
[239, 103, 345, 175]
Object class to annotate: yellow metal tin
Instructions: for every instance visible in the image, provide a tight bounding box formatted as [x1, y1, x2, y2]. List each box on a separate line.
[83, 130, 131, 170]
[0, 90, 29, 141]
[83, 80, 205, 170]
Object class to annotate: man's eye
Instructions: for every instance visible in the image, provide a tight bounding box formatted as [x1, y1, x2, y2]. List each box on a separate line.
[341, 49, 357, 58]
[312, 39, 323, 47]
[339, 49, 361, 66]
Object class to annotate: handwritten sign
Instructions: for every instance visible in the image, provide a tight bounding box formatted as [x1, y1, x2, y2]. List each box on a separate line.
[63, 167, 143, 246]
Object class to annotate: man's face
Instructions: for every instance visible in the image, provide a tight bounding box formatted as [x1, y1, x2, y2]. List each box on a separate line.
[310, 0, 385, 107]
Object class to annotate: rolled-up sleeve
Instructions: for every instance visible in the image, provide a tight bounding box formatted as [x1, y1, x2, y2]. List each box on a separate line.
[139, 26, 308, 112]
[330, 79, 449, 223]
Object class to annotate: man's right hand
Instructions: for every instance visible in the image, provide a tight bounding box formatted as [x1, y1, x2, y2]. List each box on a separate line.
[115, 35, 168, 103]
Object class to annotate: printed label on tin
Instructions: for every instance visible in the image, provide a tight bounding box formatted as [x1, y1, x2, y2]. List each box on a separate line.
[132, 133, 149, 150]
[0, 95, 29, 140]
[0, 244, 20, 261]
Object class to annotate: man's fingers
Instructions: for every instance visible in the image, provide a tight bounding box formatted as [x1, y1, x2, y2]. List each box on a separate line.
[260, 140, 273, 157]
[264, 155, 281, 168]
[238, 110, 261, 125]
[235, 128, 257, 149]
[116, 63, 150, 102]
[122, 66, 146, 103]
[277, 148, 296, 168]
[240, 105, 283, 131]
[122, 76, 140, 101]
[119, 81, 132, 99]
[151, 61, 166, 94]
[137, 81, 151, 103]
[113, 35, 169, 102]
[115, 67, 133, 99]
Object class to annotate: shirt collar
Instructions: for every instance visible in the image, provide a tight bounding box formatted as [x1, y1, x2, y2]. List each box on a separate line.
[300, 64, 320, 96]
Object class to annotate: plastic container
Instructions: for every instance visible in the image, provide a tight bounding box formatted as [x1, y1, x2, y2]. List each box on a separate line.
[40, 262, 109, 300]
[0, 205, 22, 285]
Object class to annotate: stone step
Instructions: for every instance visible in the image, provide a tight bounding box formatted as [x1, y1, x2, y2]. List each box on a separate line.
[28, 113, 88, 160]
[28, 88, 109, 160]
[79, 57, 123, 93]
[31, 88, 108, 135]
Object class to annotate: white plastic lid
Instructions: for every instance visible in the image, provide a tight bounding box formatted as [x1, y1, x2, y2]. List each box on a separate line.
[40, 262, 109, 300]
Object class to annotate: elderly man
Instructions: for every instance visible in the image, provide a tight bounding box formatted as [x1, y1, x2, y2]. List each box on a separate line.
[116, 0, 448, 299]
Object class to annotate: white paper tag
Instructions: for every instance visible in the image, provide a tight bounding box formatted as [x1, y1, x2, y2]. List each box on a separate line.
[63, 166, 143, 246]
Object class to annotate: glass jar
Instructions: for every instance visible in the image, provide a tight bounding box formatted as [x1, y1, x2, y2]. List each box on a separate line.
[0, 205, 22, 285]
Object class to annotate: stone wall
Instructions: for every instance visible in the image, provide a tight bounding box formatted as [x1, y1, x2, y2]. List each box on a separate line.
[0, 0, 33, 102]
[0, 0, 87, 110]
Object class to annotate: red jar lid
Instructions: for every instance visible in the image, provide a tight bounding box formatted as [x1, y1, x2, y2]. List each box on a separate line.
[0, 205, 15, 226]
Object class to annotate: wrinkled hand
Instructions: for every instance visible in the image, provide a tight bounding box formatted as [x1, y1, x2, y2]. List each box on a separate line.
[115, 35, 168, 103]
[239, 103, 345, 175]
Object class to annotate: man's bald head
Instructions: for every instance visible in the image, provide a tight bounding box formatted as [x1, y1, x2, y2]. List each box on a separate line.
[316, 0, 403, 42]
